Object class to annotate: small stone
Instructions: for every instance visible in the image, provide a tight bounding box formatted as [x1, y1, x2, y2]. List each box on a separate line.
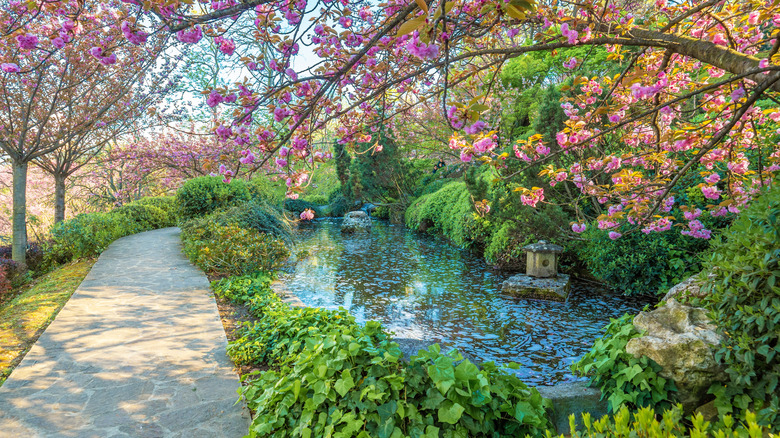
[341, 211, 372, 234]
[501, 274, 570, 302]
[625, 299, 726, 411]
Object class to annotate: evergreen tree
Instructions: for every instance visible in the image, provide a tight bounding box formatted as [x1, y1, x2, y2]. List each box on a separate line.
[533, 85, 567, 149]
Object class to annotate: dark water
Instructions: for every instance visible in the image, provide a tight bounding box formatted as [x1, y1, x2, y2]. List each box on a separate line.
[281, 219, 655, 386]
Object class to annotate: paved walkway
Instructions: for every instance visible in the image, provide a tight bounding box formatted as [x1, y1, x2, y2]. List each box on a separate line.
[0, 228, 250, 437]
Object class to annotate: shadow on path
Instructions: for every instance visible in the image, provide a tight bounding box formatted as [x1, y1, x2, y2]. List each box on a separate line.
[0, 228, 250, 437]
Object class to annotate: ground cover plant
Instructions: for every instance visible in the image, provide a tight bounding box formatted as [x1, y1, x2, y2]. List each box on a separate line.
[213, 275, 552, 438]
[0, 260, 95, 387]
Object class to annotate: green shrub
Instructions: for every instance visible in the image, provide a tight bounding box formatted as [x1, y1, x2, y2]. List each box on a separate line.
[572, 314, 677, 413]
[699, 183, 780, 427]
[248, 177, 286, 206]
[302, 194, 328, 205]
[176, 176, 251, 220]
[129, 196, 178, 226]
[47, 212, 134, 263]
[576, 226, 711, 296]
[283, 198, 319, 215]
[405, 181, 477, 247]
[325, 194, 350, 217]
[112, 204, 170, 232]
[181, 201, 293, 244]
[182, 222, 289, 276]
[548, 405, 778, 438]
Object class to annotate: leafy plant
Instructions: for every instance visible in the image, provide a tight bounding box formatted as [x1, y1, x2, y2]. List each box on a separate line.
[128, 196, 178, 226]
[0, 263, 12, 296]
[216, 274, 552, 438]
[549, 405, 778, 438]
[176, 176, 251, 220]
[112, 204, 170, 232]
[576, 226, 712, 296]
[405, 181, 478, 247]
[182, 222, 289, 276]
[572, 314, 677, 413]
[699, 182, 780, 427]
[46, 212, 135, 263]
[182, 201, 293, 244]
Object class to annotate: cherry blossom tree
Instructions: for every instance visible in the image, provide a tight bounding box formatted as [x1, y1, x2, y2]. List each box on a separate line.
[0, 1, 168, 265]
[9, 0, 780, 240]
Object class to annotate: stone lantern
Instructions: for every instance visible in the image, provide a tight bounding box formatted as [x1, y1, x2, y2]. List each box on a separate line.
[501, 240, 570, 302]
[523, 240, 563, 278]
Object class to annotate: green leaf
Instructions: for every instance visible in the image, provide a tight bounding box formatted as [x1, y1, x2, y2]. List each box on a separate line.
[334, 370, 355, 397]
[438, 400, 465, 424]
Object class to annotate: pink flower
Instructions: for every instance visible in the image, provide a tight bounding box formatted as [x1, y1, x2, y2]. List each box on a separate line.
[99, 53, 117, 66]
[712, 33, 728, 46]
[176, 26, 203, 44]
[16, 34, 38, 50]
[608, 231, 622, 240]
[760, 59, 769, 69]
[701, 185, 721, 200]
[683, 208, 702, 220]
[51, 37, 66, 49]
[206, 90, 225, 108]
[121, 21, 148, 45]
[300, 209, 315, 221]
[88, 47, 103, 58]
[608, 114, 621, 123]
[1, 63, 20, 73]
[214, 36, 236, 56]
[275, 157, 288, 167]
[473, 137, 496, 154]
[704, 173, 720, 184]
[406, 32, 439, 59]
[465, 121, 487, 135]
[563, 57, 578, 69]
[571, 223, 587, 233]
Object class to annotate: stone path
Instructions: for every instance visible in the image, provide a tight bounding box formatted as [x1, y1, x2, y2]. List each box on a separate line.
[0, 228, 250, 437]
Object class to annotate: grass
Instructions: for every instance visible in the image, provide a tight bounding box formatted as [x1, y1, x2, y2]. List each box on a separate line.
[0, 259, 95, 387]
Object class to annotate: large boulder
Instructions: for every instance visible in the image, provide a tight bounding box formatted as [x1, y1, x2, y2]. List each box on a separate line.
[341, 210, 372, 233]
[625, 299, 726, 411]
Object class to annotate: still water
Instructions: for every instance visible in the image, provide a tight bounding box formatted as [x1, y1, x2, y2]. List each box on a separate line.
[281, 219, 654, 386]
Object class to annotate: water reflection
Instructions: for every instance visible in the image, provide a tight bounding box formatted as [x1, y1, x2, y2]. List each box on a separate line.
[282, 219, 655, 385]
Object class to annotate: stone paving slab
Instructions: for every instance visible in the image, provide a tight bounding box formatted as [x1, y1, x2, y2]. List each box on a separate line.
[0, 228, 250, 437]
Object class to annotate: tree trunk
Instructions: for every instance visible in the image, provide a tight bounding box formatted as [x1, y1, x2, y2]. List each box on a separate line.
[11, 160, 28, 267]
[54, 173, 66, 224]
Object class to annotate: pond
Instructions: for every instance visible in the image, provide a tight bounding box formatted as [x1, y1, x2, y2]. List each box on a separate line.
[280, 218, 655, 386]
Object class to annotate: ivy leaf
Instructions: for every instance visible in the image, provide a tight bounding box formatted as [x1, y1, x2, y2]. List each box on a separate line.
[334, 370, 355, 397]
[438, 400, 465, 424]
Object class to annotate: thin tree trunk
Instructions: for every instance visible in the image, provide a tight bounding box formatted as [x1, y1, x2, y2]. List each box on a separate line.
[11, 160, 28, 267]
[54, 173, 66, 224]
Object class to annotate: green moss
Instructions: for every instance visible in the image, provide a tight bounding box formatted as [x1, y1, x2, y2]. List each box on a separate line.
[0, 259, 95, 387]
